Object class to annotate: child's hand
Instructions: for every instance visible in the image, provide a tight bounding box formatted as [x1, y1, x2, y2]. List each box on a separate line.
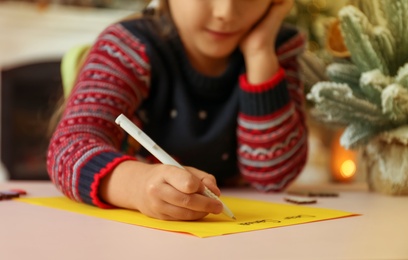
[240, 0, 294, 84]
[135, 164, 223, 220]
[240, 0, 294, 58]
[100, 161, 223, 220]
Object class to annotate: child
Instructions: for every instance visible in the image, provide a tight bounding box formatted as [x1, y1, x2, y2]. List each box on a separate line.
[47, 0, 308, 221]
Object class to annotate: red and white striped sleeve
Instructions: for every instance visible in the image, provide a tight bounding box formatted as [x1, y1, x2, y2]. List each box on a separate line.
[46, 24, 151, 207]
[237, 32, 308, 192]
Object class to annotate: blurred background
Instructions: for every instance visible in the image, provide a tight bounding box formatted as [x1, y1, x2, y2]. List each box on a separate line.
[0, 0, 358, 186]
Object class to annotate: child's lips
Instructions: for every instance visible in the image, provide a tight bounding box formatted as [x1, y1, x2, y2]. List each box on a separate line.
[205, 29, 239, 40]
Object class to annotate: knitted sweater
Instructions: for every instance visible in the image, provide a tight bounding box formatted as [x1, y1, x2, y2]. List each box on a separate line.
[47, 18, 308, 208]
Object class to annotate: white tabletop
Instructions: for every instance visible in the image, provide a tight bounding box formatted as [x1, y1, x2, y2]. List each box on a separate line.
[1, 181, 407, 260]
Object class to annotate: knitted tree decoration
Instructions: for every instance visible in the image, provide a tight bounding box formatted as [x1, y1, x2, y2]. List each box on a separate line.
[307, 0, 408, 149]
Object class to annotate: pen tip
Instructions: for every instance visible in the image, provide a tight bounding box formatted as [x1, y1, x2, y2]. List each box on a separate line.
[232, 216, 236, 220]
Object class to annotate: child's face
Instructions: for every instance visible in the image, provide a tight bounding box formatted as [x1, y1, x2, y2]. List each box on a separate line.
[168, 0, 273, 61]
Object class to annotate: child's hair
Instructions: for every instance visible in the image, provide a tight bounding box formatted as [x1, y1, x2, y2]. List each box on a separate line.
[139, 0, 175, 38]
[48, 0, 174, 136]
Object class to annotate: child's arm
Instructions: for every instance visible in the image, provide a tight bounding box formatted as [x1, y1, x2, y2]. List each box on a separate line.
[99, 161, 222, 220]
[47, 24, 221, 220]
[237, 0, 308, 191]
[240, 0, 294, 84]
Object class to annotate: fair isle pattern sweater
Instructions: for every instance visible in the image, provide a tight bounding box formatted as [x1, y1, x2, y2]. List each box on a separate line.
[47, 18, 308, 208]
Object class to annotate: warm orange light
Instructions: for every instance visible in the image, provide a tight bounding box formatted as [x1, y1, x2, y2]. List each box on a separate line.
[340, 159, 356, 178]
[331, 129, 357, 182]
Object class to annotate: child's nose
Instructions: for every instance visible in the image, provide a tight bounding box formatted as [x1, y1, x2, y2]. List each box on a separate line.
[212, 0, 237, 21]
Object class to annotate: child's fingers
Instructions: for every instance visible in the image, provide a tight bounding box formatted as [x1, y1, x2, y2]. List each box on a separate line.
[158, 203, 210, 221]
[162, 165, 202, 194]
[162, 165, 221, 196]
[200, 177, 221, 197]
[162, 185, 223, 217]
[157, 182, 223, 216]
[156, 165, 222, 214]
[185, 167, 221, 196]
[269, 0, 294, 19]
[143, 195, 209, 221]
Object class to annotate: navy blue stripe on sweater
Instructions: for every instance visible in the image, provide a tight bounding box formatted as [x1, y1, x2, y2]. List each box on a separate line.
[78, 151, 124, 205]
[239, 80, 290, 116]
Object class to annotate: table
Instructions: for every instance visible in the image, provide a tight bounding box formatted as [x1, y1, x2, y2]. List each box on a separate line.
[1, 181, 407, 260]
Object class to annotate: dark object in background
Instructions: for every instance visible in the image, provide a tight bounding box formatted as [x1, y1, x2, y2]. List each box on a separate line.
[1, 61, 63, 180]
[284, 196, 318, 205]
[287, 190, 339, 197]
[0, 189, 27, 200]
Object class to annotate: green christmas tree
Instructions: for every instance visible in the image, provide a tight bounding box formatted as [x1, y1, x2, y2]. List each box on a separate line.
[286, 0, 348, 54]
[284, 0, 349, 92]
[307, 0, 408, 149]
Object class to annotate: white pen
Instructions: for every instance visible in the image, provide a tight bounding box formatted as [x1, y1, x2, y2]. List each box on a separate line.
[115, 113, 236, 220]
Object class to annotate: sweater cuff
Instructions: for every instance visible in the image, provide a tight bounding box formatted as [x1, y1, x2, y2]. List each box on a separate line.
[78, 151, 136, 208]
[239, 68, 290, 116]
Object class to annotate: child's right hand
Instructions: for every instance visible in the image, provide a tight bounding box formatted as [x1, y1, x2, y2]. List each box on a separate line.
[100, 160, 223, 220]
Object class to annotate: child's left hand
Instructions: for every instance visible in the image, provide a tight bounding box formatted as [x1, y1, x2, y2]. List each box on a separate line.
[240, 0, 294, 58]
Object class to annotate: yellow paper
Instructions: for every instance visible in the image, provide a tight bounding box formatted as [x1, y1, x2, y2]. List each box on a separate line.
[17, 196, 358, 238]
